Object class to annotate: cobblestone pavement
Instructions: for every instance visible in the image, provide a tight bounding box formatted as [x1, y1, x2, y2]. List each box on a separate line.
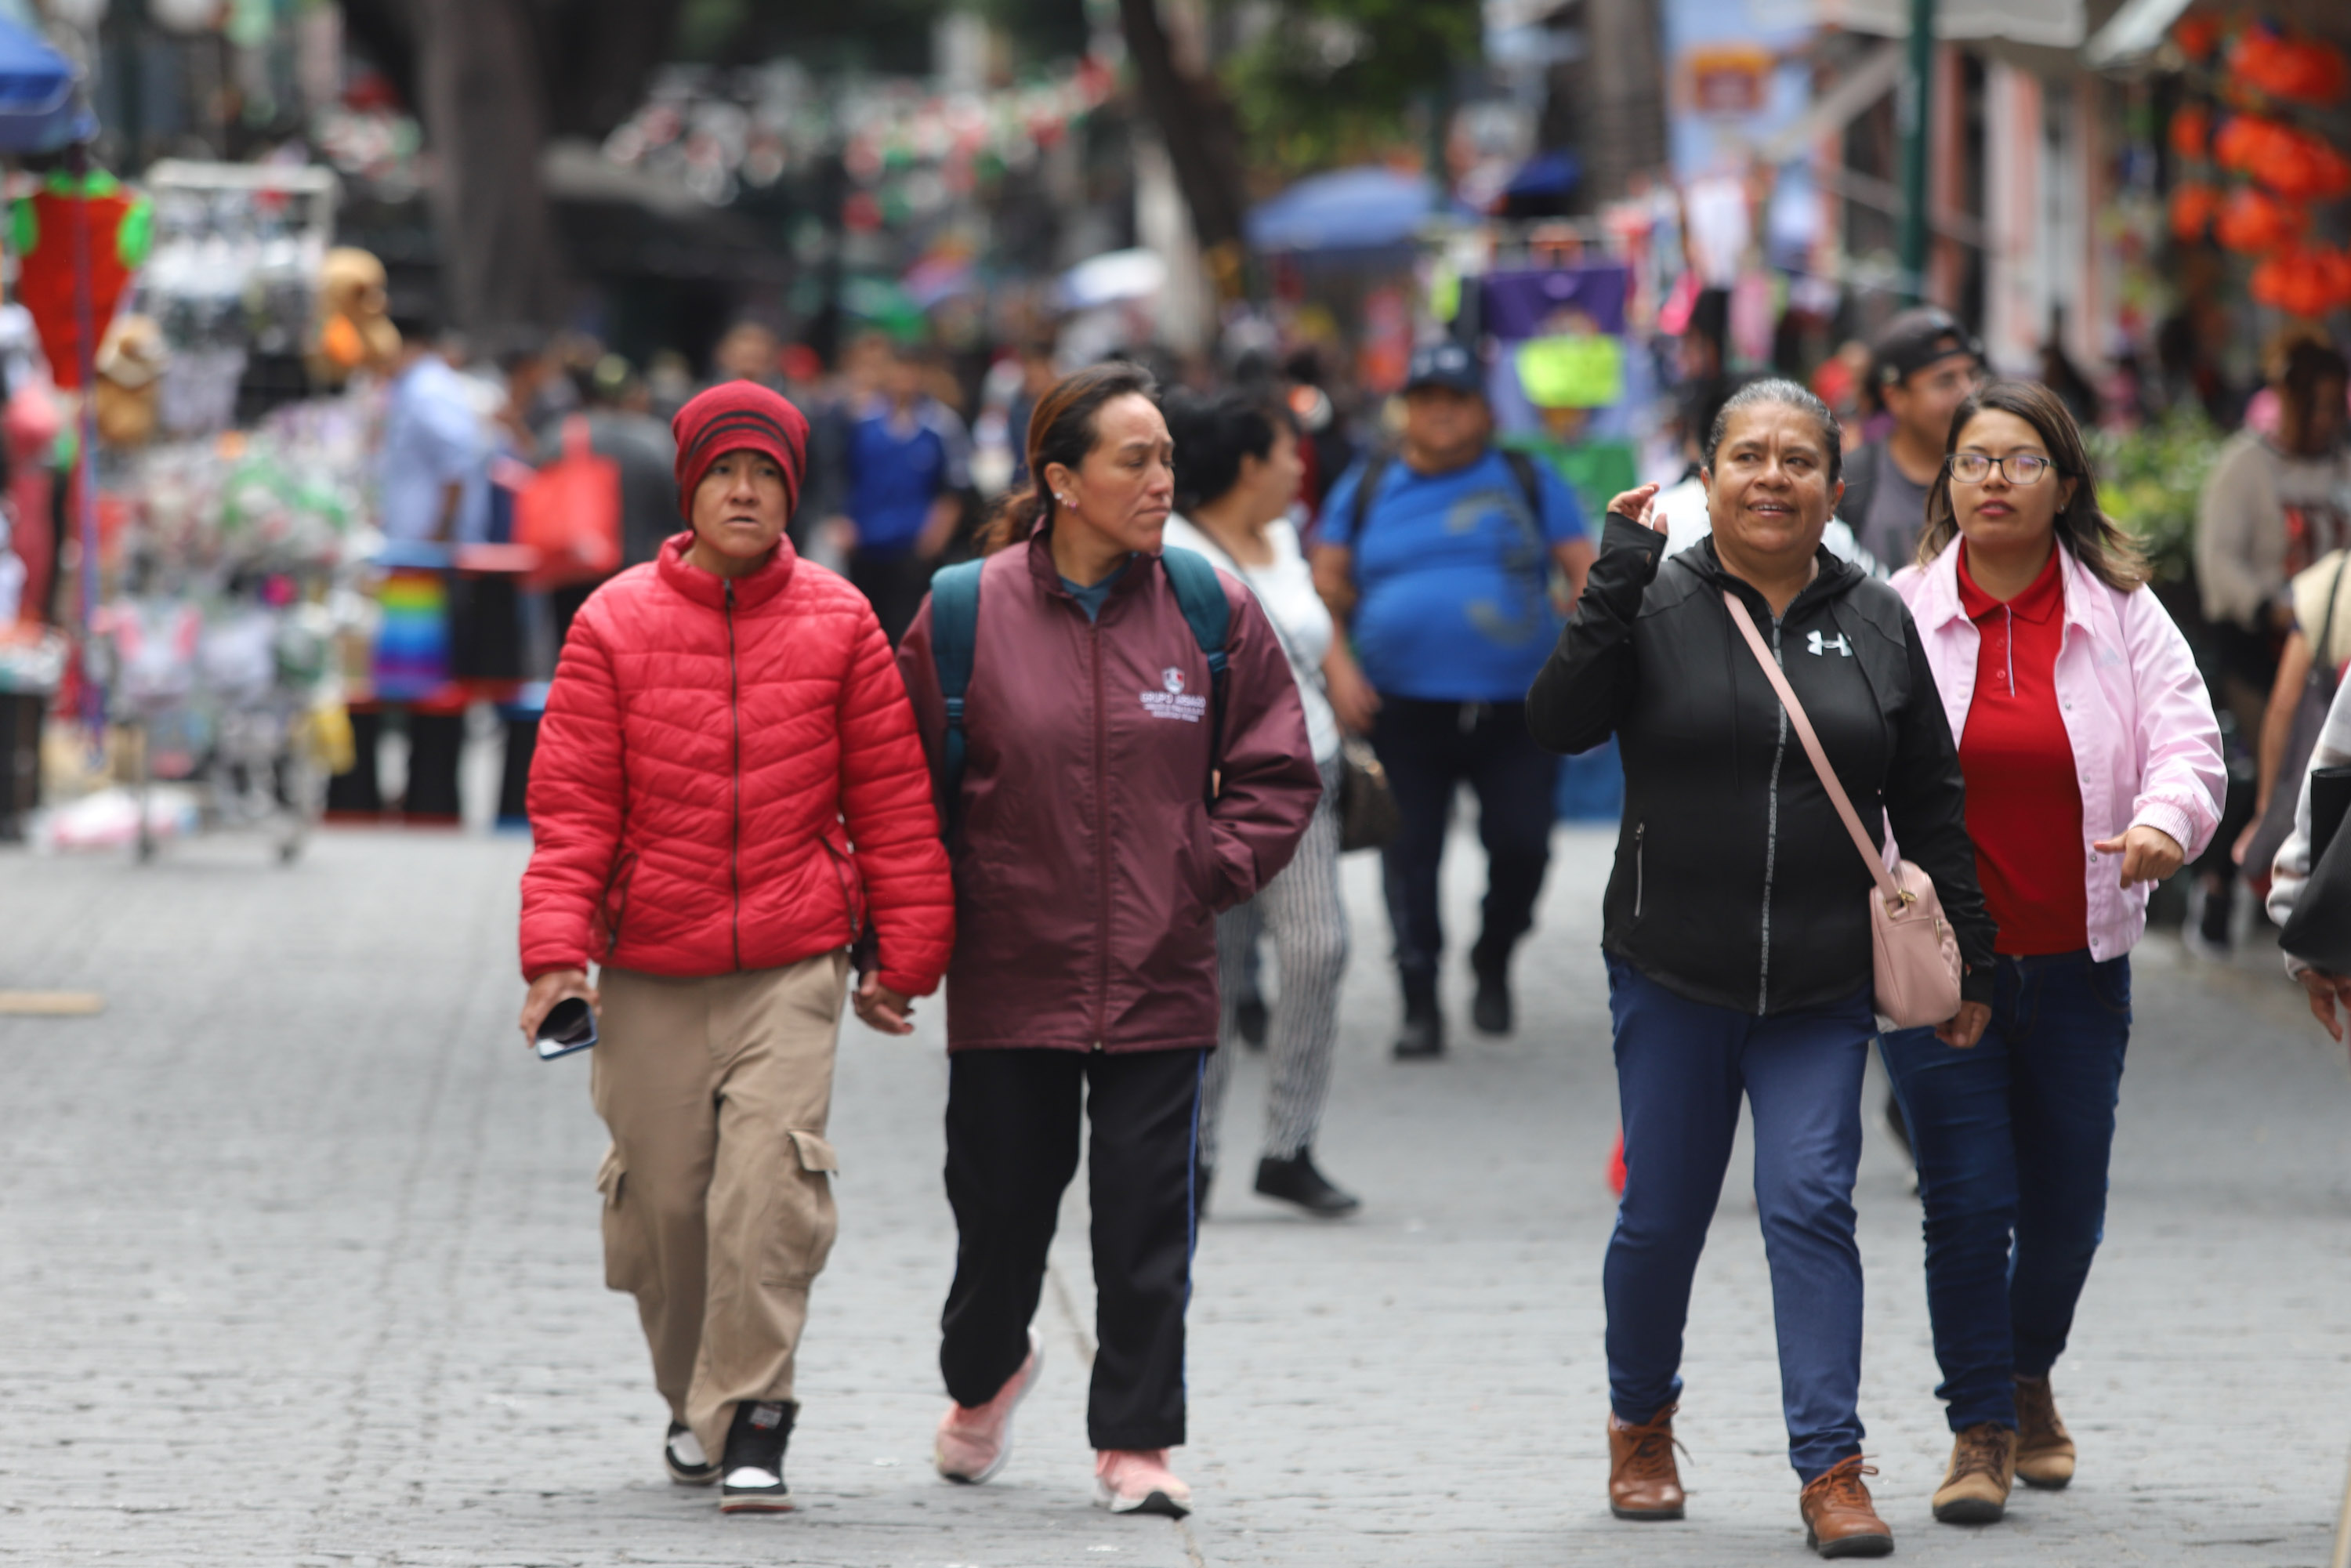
[2, 823, 2349, 1566]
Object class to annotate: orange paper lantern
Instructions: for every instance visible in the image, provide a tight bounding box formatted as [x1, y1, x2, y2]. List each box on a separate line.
[2169, 104, 2210, 161]
[2250, 246, 2351, 318]
[2213, 114, 2287, 173]
[2259, 132, 2351, 202]
[2169, 183, 2221, 241]
[2214, 186, 2305, 253]
[2172, 12, 2222, 62]
[2230, 31, 2350, 107]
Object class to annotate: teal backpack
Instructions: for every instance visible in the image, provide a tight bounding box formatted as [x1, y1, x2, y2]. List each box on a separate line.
[929, 548, 1230, 818]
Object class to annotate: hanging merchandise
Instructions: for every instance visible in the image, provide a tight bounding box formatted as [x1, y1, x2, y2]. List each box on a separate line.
[10, 169, 153, 390]
[139, 162, 337, 437]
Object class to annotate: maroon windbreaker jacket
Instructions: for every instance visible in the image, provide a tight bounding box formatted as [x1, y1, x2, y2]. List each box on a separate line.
[896, 530, 1321, 1054]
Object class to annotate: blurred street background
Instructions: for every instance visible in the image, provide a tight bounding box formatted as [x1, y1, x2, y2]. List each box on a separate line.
[0, 0, 2346, 1561]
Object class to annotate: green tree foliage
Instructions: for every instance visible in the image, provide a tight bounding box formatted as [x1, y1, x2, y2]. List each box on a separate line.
[1222, 0, 1480, 180]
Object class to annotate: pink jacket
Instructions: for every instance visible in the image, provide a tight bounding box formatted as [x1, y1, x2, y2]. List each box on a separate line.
[1896, 540, 2225, 961]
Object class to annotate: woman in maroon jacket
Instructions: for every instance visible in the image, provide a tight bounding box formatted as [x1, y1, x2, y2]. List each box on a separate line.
[894, 362, 1321, 1518]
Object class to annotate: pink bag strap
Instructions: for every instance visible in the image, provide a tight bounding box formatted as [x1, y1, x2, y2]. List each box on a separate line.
[1720, 591, 1904, 908]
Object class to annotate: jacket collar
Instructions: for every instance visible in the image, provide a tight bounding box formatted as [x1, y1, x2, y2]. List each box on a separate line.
[1917, 536, 2097, 637]
[1024, 523, 1148, 613]
[1690, 533, 1860, 619]
[654, 529, 799, 611]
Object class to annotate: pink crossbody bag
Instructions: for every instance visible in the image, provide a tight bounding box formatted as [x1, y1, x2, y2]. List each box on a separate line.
[1722, 592, 1964, 1030]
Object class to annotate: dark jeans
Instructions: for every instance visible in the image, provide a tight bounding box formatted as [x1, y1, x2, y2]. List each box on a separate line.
[1604, 957, 1875, 1482]
[1371, 697, 1559, 989]
[849, 547, 935, 646]
[1879, 951, 2132, 1432]
[940, 1047, 1204, 1451]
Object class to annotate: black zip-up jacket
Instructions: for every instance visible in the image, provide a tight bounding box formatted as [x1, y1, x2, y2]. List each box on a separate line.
[1528, 514, 1994, 1016]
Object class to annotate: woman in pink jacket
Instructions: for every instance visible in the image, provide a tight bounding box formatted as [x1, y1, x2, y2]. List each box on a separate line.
[894, 362, 1320, 1519]
[1883, 380, 2223, 1526]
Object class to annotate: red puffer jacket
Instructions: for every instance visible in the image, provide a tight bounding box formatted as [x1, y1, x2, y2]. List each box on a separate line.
[520, 533, 954, 996]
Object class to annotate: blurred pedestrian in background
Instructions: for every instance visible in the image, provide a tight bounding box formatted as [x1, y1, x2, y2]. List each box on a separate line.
[1527, 380, 1994, 1559]
[2269, 668, 2351, 1041]
[1312, 340, 1592, 1059]
[380, 310, 492, 548]
[2192, 337, 2351, 951]
[1164, 388, 1366, 1219]
[517, 380, 954, 1515]
[1838, 309, 1984, 570]
[1883, 381, 2221, 1526]
[835, 339, 971, 643]
[577, 355, 681, 571]
[897, 362, 1319, 1519]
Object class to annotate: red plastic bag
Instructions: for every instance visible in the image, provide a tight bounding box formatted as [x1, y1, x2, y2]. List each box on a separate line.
[515, 417, 621, 590]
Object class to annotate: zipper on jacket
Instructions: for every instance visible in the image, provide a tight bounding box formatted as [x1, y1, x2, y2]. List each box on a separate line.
[725, 579, 744, 971]
[1092, 621, 1110, 1048]
[1756, 612, 1790, 1015]
[819, 831, 862, 946]
[1633, 823, 1645, 918]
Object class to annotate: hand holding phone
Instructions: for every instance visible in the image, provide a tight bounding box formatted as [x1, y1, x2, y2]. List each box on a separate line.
[520, 969, 599, 1058]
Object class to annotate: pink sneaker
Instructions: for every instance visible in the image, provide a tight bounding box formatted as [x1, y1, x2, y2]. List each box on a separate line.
[1093, 1449, 1192, 1517]
[934, 1329, 1043, 1484]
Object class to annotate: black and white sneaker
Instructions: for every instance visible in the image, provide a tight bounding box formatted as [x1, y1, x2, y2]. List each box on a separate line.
[665, 1421, 718, 1486]
[719, 1400, 797, 1514]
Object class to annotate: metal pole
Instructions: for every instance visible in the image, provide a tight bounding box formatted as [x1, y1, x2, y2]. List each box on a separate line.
[67, 141, 103, 750]
[1897, 0, 1936, 303]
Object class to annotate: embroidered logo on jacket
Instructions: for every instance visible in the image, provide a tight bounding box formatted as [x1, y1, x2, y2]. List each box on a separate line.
[1141, 665, 1208, 722]
[1808, 630, 1852, 657]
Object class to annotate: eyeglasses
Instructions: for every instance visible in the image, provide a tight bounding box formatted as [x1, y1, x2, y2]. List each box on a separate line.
[1947, 452, 2058, 486]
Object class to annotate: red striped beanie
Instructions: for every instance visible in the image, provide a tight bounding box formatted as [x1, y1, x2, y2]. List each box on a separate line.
[671, 382, 810, 517]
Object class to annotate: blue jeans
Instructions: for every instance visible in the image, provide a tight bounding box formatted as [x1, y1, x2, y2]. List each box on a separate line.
[1879, 951, 2132, 1432]
[1603, 957, 1875, 1482]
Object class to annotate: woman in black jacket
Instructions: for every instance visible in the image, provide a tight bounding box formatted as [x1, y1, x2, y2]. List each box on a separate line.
[1527, 379, 1994, 1559]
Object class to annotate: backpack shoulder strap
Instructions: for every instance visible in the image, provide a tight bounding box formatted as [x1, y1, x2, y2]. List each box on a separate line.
[1501, 447, 1545, 521]
[1349, 454, 1390, 545]
[928, 559, 985, 817]
[1159, 546, 1231, 798]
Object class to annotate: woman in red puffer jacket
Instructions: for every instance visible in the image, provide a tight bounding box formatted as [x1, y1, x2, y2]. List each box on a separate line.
[517, 381, 952, 1515]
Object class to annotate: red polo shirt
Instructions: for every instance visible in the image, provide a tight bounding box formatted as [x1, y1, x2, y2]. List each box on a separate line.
[1956, 545, 2088, 956]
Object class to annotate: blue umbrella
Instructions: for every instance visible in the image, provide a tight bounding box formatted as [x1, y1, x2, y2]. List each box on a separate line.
[1246, 166, 1436, 254]
[0, 14, 90, 153]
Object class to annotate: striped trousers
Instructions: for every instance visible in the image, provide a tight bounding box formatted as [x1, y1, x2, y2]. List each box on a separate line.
[1201, 756, 1349, 1167]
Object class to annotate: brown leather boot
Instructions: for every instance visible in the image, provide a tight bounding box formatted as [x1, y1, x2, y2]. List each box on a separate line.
[1607, 1403, 1686, 1520]
[1931, 1423, 2016, 1523]
[2013, 1374, 2076, 1489]
[1799, 1456, 1893, 1558]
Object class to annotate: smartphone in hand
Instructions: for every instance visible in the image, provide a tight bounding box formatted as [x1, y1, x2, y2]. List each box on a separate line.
[535, 996, 598, 1060]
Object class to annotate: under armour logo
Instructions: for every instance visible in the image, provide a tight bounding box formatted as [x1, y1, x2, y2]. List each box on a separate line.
[1808, 631, 1851, 657]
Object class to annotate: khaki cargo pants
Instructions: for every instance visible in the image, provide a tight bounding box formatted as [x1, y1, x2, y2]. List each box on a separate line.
[589, 952, 849, 1465]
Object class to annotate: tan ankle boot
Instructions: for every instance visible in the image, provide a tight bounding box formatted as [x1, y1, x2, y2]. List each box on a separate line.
[1799, 1456, 1893, 1558]
[1607, 1403, 1686, 1520]
[2013, 1375, 2075, 1489]
[1931, 1424, 2016, 1523]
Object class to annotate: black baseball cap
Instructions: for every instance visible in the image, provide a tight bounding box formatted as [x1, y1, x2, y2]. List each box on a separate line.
[1871, 307, 1983, 388]
[1404, 340, 1485, 397]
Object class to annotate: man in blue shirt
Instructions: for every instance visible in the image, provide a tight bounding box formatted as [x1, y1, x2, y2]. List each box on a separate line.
[379, 317, 492, 545]
[1313, 341, 1594, 1058]
[832, 341, 970, 643]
